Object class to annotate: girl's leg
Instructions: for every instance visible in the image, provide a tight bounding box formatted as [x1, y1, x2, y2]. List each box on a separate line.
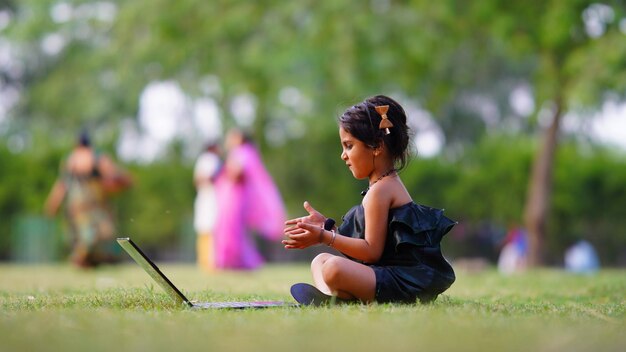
[311, 253, 333, 294]
[311, 253, 376, 302]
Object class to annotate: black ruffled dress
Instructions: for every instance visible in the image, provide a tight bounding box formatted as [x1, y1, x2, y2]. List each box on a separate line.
[337, 202, 456, 303]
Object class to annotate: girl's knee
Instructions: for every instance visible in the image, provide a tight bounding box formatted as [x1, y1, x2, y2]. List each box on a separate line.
[311, 253, 333, 270]
[321, 256, 345, 286]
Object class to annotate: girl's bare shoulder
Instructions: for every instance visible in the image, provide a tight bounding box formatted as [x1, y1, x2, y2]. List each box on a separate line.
[367, 176, 412, 208]
[363, 177, 397, 208]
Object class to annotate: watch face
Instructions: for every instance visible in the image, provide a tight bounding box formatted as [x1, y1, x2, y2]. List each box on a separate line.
[324, 218, 336, 231]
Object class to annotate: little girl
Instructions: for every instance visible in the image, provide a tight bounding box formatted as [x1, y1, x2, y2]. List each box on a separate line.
[283, 95, 456, 305]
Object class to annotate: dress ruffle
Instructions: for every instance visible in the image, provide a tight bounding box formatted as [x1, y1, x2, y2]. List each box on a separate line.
[388, 203, 457, 249]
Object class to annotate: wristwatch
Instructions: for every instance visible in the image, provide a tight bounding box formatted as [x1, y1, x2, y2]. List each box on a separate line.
[323, 218, 336, 231]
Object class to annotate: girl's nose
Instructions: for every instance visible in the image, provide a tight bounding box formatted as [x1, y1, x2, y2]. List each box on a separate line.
[341, 150, 347, 160]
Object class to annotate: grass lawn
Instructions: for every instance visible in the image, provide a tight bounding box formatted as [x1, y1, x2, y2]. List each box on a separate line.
[0, 262, 624, 352]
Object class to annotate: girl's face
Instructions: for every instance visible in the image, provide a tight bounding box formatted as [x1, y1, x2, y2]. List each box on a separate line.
[339, 127, 375, 180]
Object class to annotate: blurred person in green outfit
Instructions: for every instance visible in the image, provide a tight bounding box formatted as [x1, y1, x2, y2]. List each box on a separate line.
[45, 131, 132, 268]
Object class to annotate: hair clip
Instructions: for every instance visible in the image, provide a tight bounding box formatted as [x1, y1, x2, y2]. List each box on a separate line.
[375, 105, 393, 135]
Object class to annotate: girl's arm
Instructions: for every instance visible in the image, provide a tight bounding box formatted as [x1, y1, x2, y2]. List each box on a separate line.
[283, 185, 392, 263]
[325, 188, 390, 263]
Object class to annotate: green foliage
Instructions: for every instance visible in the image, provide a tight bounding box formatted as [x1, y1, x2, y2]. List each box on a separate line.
[3, 0, 625, 140]
[446, 136, 534, 223]
[267, 127, 362, 219]
[116, 159, 195, 247]
[549, 143, 626, 264]
[0, 141, 195, 257]
[400, 136, 626, 264]
[470, 0, 626, 108]
[2, 132, 625, 264]
[2, 1, 626, 265]
[0, 145, 63, 258]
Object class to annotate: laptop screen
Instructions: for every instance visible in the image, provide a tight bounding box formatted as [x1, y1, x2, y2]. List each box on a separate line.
[117, 238, 192, 307]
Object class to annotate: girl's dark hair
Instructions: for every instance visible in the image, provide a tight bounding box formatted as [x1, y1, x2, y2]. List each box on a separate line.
[339, 95, 411, 171]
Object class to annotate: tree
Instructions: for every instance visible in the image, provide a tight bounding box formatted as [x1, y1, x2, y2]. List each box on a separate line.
[472, 1, 626, 265]
[2, 1, 625, 262]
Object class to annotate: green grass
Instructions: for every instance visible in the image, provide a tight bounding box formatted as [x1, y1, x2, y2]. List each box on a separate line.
[1, 263, 624, 352]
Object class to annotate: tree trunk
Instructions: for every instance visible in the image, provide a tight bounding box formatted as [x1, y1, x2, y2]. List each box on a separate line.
[523, 100, 563, 267]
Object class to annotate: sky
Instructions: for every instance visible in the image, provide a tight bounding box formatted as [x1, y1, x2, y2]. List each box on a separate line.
[588, 101, 626, 149]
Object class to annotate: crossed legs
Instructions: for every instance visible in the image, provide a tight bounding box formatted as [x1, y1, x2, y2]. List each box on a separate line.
[311, 253, 376, 302]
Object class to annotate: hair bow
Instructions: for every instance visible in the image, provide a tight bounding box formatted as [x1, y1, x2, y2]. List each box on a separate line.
[375, 105, 393, 135]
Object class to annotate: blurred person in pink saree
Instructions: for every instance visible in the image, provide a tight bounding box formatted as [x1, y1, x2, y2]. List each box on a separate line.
[213, 128, 286, 269]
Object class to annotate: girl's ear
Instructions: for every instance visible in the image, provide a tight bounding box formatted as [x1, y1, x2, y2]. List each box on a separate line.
[373, 139, 385, 156]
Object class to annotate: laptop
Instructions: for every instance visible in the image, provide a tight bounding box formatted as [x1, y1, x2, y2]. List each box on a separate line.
[116, 237, 293, 309]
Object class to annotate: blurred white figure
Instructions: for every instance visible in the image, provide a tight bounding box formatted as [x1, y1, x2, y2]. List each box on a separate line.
[565, 240, 599, 274]
[194, 142, 221, 271]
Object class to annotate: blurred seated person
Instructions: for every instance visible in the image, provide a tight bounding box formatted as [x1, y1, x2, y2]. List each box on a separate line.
[497, 226, 528, 274]
[565, 240, 599, 274]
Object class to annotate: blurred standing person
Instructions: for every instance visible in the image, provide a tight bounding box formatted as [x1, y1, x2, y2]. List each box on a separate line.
[45, 131, 132, 268]
[193, 142, 221, 272]
[213, 128, 286, 269]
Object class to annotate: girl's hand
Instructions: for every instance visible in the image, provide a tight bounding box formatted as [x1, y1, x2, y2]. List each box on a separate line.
[283, 201, 326, 249]
[282, 222, 324, 249]
[284, 201, 326, 230]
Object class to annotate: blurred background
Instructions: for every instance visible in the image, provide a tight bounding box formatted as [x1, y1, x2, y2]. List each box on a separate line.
[0, 0, 625, 267]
